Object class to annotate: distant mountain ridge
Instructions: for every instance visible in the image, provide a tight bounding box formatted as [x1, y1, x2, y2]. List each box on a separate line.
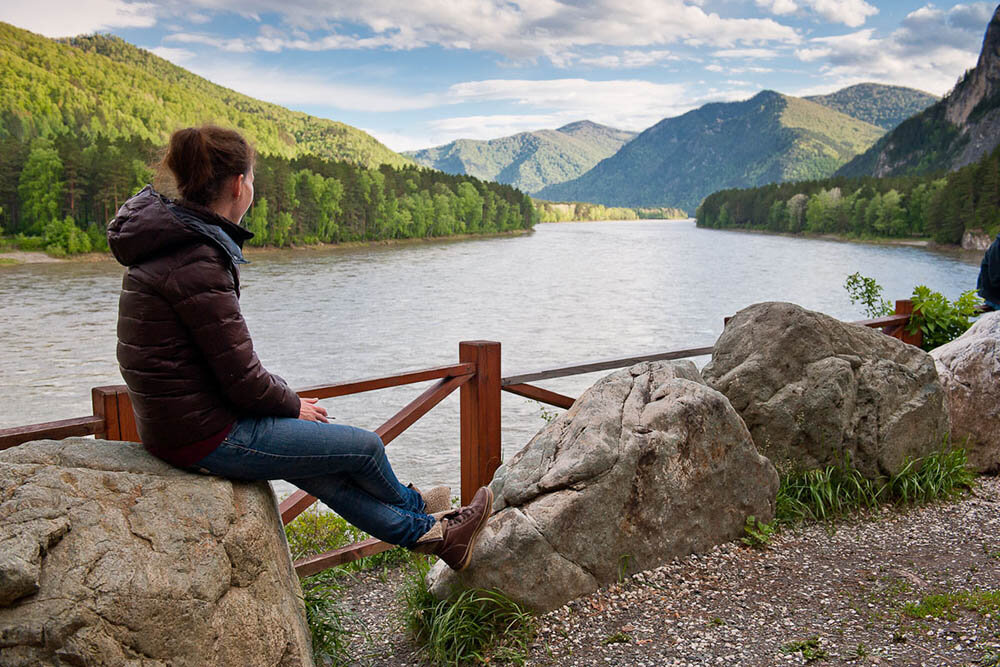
[404, 121, 636, 193]
[805, 83, 937, 130]
[0, 22, 409, 168]
[837, 6, 1000, 178]
[535, 91, 885, 213]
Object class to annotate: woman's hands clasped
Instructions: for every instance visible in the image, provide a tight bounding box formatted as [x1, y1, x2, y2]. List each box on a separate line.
[298, 397, 330, 423]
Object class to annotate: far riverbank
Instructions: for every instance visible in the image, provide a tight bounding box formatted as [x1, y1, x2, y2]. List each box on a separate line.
[0, 228, 534, 266]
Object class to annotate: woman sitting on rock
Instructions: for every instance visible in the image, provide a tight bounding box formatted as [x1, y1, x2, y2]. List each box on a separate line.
[107, 124, 491, 571]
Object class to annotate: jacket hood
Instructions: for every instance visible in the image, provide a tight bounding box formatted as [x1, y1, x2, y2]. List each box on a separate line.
[107, 185, 253, 267]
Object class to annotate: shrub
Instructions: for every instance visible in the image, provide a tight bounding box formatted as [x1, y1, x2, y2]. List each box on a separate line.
[906, 285, 982, 350]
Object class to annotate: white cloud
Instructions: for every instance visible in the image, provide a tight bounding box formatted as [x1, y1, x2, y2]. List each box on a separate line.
[713, 48, 779, 59]
[148, 46, 196, 63]
[755, 0, 798, 16]
[755, 0, 877, 27]
[791, 3, 987, 96]
[705, 64, 725, 72]
[157, 0, 800, 65]
[0, 0, 156, 37]
[802, 0, 878, 28]
[575, 49, 678, 68]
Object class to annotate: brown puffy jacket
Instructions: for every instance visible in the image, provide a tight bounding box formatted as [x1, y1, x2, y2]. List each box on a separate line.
[108, 186, 300, 466]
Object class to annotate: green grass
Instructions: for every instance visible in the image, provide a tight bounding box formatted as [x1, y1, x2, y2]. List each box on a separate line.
[401, 556, 537, 665]
[284, 504, 415, 573]
[775, 447, 975, 524]
[780, 636, 829, 662]
[299, 569, 355, 665]
[904, 589, 1000, 621]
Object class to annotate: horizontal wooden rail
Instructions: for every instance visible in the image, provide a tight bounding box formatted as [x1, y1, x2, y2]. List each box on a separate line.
[279, 372, 473, 525]
[502, 383, 576, 409]
[294, 537, 393, 577]
[0, 416, 104, 451]
[501, 345, 715, 386]
[852, 314, 910, 328]
[296, 363, 475, 400]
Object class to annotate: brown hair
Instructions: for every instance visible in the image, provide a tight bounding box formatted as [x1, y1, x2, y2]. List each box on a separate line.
[163, 125, 255, 206]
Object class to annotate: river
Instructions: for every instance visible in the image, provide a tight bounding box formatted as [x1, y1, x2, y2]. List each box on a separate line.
[0, 220, 982, 498]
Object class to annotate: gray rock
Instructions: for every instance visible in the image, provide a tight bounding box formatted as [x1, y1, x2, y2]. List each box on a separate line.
[703, 302, 949, 478]
[931, 311, 1000, 473]
[428, 361, 778, 612]
[0, 438, 313, 667]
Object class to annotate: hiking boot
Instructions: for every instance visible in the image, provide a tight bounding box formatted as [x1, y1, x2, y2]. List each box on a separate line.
[409, 483, 452, 514]
[413, 486, 493, 571]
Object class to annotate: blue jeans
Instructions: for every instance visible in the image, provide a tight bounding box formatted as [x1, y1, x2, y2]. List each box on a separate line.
[190, 416, 435, 548]
[986, 299, 1000, 311]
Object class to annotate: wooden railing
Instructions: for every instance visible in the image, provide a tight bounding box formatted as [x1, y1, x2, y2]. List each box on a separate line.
[0, 300, 925, 577]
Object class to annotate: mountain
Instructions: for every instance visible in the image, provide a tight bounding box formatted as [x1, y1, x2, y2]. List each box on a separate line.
[0, 22, 409, 168]
[837, 6, 1000, 178]
[404, 121, 636, 193]
[805, 83, 938, 130]
[535, 91, 885, 214]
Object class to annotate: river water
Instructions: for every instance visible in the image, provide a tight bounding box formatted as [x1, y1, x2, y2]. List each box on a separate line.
[0, 220, 982, 498]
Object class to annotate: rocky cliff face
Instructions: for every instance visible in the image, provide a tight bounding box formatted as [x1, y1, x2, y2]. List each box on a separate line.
[840, 6, 1000, 178]
[946, 7, 1000, 126]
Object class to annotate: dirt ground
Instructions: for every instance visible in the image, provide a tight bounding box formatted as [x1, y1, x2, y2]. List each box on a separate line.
[332, 476, 1000, 666]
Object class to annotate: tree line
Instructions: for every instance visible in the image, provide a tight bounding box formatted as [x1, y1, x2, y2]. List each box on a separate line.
[695, 143, 1000, 245]
[0, 132, 537, 255]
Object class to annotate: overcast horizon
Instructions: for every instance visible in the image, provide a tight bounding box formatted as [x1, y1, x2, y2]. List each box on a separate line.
[2, 1, 994, 152]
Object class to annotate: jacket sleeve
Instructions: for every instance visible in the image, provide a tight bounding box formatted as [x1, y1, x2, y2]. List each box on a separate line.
[162, 251, 301, 418]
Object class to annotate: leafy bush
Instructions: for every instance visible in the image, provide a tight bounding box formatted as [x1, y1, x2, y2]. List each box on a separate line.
[401, 556, 537, 665]
[906, 285, 982, 350]
[844, 272, 983, 350]
[845, 272, 893, 318]
[283, 505, 412, 572]
[43, 216, 92, 255]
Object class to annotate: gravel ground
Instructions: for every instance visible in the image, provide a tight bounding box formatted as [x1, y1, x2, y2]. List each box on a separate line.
[332, 477, 1000, 666]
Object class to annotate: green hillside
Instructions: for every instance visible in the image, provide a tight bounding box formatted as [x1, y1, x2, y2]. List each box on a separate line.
[0, 22, 410, 168]
[806, 83, 937, 130]
[404, 121, 636, 193]
[535, 91, 885, 214]
[837, 6, 1000, 179]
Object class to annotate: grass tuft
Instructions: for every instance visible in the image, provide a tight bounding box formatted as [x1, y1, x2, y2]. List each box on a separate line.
[401, 556, 537, 665]
[780, 636, 828, 662]
[300, 569, 355, 665]
[775, 447, 975, 524]
[904, 589, 1000, 621]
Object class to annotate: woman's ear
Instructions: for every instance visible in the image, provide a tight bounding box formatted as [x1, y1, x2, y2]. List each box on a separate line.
[231, 173, 245, 201]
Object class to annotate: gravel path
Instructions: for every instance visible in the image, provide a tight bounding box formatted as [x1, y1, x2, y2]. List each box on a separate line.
[332, 477, 1000, 666]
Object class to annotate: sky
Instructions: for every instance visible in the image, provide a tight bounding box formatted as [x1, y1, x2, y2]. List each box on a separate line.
[1, 1, 995, 152]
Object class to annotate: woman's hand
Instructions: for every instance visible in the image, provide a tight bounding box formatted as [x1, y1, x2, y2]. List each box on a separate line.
[298, 397, 330, 423]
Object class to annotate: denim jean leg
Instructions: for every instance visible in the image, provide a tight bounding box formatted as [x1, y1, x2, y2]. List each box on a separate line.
[289, 473, 434, 548]
[191, 416, 432, 546]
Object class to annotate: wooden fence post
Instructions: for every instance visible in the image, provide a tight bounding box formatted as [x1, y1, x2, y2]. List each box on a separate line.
[91, 385, 140, 442]
[459, 341, 501, 505]
[887, 299, 923, 348]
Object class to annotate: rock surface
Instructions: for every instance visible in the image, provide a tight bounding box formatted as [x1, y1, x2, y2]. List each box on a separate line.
[931, 311, 1000, 473]
[428, 361, 778, 612]
[703, 302, 949, 478]
[0, 438, 313, 667]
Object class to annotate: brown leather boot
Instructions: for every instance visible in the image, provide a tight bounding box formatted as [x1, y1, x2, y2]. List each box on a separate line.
[413, 486, 493, 571]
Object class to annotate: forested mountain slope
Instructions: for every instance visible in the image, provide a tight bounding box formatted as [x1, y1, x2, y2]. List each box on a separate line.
[805, 83, 937, 130]
[837, 6, 1000, 178]
[0, 22, 409, 168]
[404, 121, 636, 193]
[535, 91, 884, 214]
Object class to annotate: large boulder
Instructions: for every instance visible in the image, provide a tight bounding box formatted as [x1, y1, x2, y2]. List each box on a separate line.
[428, 361, 778, 612]
[703, 302, 949, 478]
[931, 311, 1000, 473]
[0, 438, 313, 667]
